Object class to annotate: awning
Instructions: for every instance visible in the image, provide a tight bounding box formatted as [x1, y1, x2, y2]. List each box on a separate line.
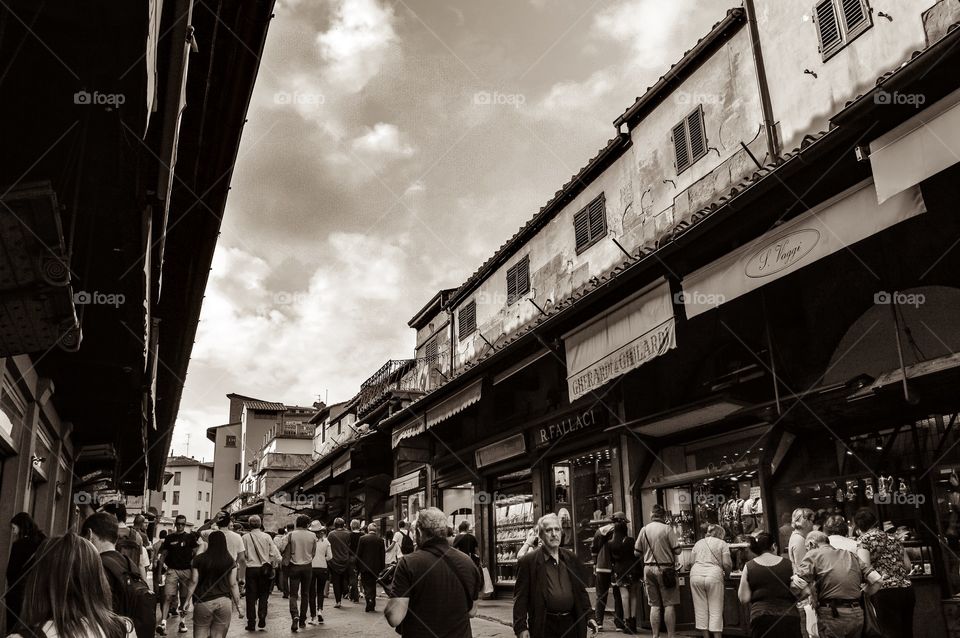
[563, 279, 676, 402]
[389, 470, 424, 496]
[425, 379, 483, 430]
[682, 179, 926, 319]
[391, 416, 426, 448]
[870, 87, 960, 204]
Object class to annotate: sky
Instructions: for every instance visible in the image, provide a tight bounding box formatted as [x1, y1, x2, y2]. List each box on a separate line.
[169, 0, 738, 461]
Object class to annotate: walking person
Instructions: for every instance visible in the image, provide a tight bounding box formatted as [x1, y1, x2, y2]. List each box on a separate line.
[308, 522, 332, 625]
[788, 508, 816, 638]
[385, 508, 482, 637]
[738, 531, 801, 638]
[284, 515, 317, 632]
[327, 518, 352, 607]
[512, 513, 598, 638]
[4, 512, 45, 634]
[348, 519, 363, 603]
[275, 525, 294, 599]
[384, 528, 399, 565]
[156, 515, 201, 635]
[591, 517, 624, 631]
[395, 520, 415, 556]
[607, 513, 642, 634]
[635, 504, 681, 638]
[853, 508, 915, 637]
[8, 533, 134, 638]
[241, 514, 281, 632]
[452, 521, 481, 570]
[153, 530, 168, 595]
[183, 531, 242, 638]
[690, 524, 731, 638]
[794, 531, 883, 638]
[356, 523, 386, 611]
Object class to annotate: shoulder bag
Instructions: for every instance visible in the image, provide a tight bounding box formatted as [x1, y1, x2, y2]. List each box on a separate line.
[642, 529, 678, 589]
[249, 533, 276, 580]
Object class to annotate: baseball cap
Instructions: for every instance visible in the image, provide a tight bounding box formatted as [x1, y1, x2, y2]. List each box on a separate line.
[612, 511, 626, 521]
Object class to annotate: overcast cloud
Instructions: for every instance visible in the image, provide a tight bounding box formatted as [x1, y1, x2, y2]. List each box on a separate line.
[171, 0, 736, 460]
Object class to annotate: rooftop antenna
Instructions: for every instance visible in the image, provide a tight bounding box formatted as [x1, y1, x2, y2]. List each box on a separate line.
[185, 433, 191, 456]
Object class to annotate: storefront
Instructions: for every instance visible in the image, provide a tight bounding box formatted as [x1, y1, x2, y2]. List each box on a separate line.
[390, 467, 428, 528]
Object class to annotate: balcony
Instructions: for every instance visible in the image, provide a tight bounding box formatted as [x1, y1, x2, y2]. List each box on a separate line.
[356, 353, 447, 416]
[262, 422, 313, 444]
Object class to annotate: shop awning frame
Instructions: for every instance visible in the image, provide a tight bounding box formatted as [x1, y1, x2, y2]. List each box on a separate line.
[392, 415, 426, 449]
[425, 378, 483, 430]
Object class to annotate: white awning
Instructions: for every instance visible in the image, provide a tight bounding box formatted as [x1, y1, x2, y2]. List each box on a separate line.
[424, 379, 483, 430]
[870, 87, 960, 204]
[682, 179, 926, 319]
[563, 279, 676, 402]
[391, 416, 425, 449]
[389, 470, 423, 496]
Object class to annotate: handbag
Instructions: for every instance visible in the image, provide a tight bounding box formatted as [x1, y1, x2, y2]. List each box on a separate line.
[642, 529, 678, 589]
[482, 567, 494, 596]
[861, 594, 882, 638]
[281, 537, 293, 568]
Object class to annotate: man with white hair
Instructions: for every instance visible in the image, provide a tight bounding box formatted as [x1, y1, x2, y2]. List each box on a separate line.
[385, 507, 482, 638]
[513, 513, 597, 638]
[241, 514, 281, 632]
[357, 523, 386, 611]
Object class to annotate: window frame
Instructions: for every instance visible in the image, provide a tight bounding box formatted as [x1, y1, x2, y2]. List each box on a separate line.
[173, 471, 181, 486]
[573, 193, 608, 254]
[672, 105, 708, 175]
[814, 0, 873, 62]
[458, 300, 477, 341]
[224, 434, 237, 448]
[506, 255, 531, 306]
[424, 337, 439, 361]
[172, 491, 180, 505]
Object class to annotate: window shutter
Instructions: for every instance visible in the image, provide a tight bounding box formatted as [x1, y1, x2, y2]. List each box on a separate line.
[425, 338, 439, 361]
[458, 301, 476, 338]
[518, 256, 530, 297]
[587, 195, 606, 240]
[687, 107, 706, 162]
[815, 0, 842, 56]
[840, 0, 869, 37]
[673, 121, 689, 173]
[573, 209, 590, 251]
[507, 266, 518, 304]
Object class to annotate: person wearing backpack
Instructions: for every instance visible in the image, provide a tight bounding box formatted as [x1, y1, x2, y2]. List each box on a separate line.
[384, 508, 482, 638]
[82, 512, 158, 638]
[396, 520, 415, 556]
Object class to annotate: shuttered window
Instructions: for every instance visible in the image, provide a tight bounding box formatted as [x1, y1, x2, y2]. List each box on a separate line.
[815, 0, 871, 61]
[425, 337, 439, 361]
[506, 256, 530, 305]
[573, 193, 608, 253]
[458, 301, 476, 340]
[673, 105, 708, 175]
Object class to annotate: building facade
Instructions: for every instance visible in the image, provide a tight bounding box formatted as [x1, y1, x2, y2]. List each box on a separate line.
[160, 456, 214, 525]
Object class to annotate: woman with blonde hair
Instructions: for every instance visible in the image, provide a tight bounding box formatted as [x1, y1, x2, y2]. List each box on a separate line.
[690, 524, 732, 638]
[9, 532, 134, 638]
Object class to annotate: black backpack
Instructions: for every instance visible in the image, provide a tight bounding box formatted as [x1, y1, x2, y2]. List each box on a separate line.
[102, 551, 157, 638]
[399, 530, 415, 555]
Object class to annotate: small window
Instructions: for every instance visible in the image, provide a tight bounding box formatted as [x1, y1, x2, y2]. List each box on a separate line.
[425, 338, 439, 362]
[458, 301, 477, 340]
[172, 491, 180, 505]
[814, 0, 871, 61]
[234, 463, 241, 481]
[197, 491, 202, 501]
[225, 435, 237, 448]
[206, 493, 210, 502]
[162, 491, 166, 501]
[197, 510, 201, 521]
[174, 471, 181, 486]
[672, 106, 708, 174]
[172, 510, 178, 517]
[573, 193, 607, 253]
[506, 256, 531, 305]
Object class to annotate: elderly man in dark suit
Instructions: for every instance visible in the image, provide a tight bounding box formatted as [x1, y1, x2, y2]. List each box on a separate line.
[356, 523, 386, 611]
[513, 513, 598, 638]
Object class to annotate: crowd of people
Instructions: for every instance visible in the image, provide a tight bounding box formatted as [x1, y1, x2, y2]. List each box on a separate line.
[1, 505, 485, 638]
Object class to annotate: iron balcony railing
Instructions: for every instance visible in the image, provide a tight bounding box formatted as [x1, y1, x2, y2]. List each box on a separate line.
[355, 352, 448, 415]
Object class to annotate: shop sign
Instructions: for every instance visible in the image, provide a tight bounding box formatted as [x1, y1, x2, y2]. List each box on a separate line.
[533, 408, 604, 448]
[475, 434, 526, 468]
[389, 470, 423, 496]
[745, 229, 820, 278]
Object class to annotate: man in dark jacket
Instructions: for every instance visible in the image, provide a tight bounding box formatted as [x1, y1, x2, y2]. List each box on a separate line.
[591, 514, 624, 630]
[356, 524, 386, 611]
[327, 518, 353, 607]
[348, 519, 363, 602]
[513, 513, 598, 638]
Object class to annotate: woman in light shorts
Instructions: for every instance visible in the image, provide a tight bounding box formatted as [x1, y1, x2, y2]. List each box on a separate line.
[185, 531, 242, 638]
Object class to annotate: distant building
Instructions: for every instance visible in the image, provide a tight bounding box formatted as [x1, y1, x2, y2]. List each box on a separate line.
[160, 456, 214, 525]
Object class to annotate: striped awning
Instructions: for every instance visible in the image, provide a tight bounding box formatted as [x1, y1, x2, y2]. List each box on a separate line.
[425, 379, 482, 430]
[391, 415, 426, 449]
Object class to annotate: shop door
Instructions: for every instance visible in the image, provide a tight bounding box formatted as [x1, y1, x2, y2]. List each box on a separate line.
[551, 448, 614, 573]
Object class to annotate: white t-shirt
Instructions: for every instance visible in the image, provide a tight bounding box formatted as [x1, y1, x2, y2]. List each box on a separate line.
[829, 535, 859, 554]
[12, 619, 135, 638]
[386, 532, 402, 563]
[312, 538, 333, 568]
[200, 527, 245, 559]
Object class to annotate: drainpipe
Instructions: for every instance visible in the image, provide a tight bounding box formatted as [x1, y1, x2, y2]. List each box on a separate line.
[447, 307, 456, 375]
[744, 0, 780, 162]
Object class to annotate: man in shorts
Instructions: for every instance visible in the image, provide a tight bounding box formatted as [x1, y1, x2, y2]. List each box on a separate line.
[157, 514, 200, 635]
[635, 504, 681, 638]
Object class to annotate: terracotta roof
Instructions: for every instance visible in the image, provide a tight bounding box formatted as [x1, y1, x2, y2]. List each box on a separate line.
[165, 455, 213, 468]
[241, 399, 286, 411]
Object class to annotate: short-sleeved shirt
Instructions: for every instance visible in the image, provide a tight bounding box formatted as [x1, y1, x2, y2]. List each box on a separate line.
[162, 532, 200, 570]
[287, 529, 317, 565]
[391, 539, 482, 638]
[829, 535, 859, 554]
[191, 554, 234, 602]
[242, 530, 280, 567]
[313, 538, 332, 568]
[690, 537, 730, 580]
[635, 521, 678, 565]
[386, 532, 402, 563]
[788, 531, 807, 571]
[798, 545, 877, 600]
[858, 529, 910, 589]
[453, 533, 479, 564]
[200, 528, 245, 560]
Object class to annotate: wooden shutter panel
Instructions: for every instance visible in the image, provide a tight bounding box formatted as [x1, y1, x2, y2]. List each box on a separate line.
[458, 301, 476, 336]
[673, 120, 689, 173]
[815, 0, 842, 56]
[588, 195, 606, 241]
[687, 107, 706, 162]
[573, 209, 590, 251]
[425, 338, 438, 361]
[517, 257, 530, 296]
[507, 265, 518, 304]
[840, 0, 869, 35]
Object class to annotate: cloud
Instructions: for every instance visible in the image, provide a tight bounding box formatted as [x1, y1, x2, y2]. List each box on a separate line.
[317, 0, 397, 94]
[351, 122, 417, 158]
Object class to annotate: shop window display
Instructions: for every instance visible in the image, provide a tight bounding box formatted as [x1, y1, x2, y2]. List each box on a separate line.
[400, 489, 426, 527]
[494, 473, 534, 584]
[551, 448, 613, 570]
